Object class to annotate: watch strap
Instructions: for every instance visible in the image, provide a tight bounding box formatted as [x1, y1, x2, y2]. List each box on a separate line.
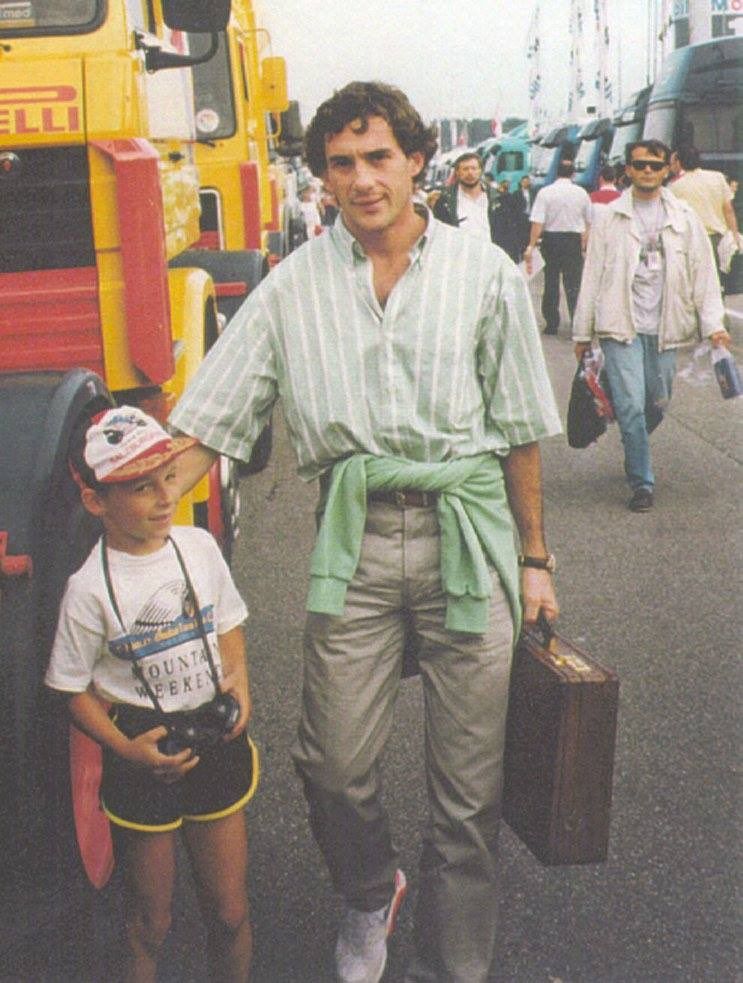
[518, 553, 556, 572]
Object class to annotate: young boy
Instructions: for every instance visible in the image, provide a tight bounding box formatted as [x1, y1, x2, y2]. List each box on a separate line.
[45, 407, 256, 982]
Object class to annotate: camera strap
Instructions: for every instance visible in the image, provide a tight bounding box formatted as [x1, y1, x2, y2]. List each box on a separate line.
[100, 534, 222, 720]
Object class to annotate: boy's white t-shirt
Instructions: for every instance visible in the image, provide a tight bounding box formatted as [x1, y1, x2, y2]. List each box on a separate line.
[45, 526, 248, 713]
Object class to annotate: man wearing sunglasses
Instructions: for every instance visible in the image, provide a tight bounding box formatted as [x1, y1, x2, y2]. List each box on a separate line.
[573, 140, 730, 512]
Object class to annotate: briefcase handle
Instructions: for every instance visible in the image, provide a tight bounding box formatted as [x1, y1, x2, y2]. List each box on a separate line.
[533, 611, 557, 649]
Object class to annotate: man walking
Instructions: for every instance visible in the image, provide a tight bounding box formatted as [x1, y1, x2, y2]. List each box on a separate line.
[573, 140, 729, 512]
[669, 145, 740, 292]
[432, 150, 512, 251]
[508, 174, 537, 262]
[170, 81, 561, 983]
[525, 159, 591, 334]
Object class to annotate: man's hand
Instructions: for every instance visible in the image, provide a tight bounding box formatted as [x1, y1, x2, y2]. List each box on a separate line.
[710, 330, 732, 350]
[521, 567, 559, 627]
[523, 245, 533, 275]
[574, 341, 592, 361]
[175, 441, 218, 497]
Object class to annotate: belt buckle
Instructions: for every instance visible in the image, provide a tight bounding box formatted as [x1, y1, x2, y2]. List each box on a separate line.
[393, 490, 407, 508]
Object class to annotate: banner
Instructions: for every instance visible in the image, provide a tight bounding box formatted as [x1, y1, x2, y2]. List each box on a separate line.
[526, 3, 547, 135]
[567, 0, 586, 119]
[593, 0, 613, 115]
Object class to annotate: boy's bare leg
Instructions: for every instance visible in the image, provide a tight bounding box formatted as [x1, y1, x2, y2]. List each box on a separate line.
[183, 810, 252, 982]
[117, 829, 177, 983]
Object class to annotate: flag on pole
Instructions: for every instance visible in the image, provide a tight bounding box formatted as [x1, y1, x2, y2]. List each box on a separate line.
[593, 0, 613, 115]
[526, 3, 546, 136]
[567, 0, 586, 119]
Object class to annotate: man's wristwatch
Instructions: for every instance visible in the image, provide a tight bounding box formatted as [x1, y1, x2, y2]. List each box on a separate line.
[517, 553, 556, 573]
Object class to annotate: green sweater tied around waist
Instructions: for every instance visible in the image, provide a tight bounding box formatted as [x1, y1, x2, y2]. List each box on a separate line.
[307, 453, 521, 638]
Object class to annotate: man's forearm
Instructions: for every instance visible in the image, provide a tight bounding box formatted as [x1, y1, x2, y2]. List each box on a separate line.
[722, 200, 739, 236]
[501, 442, 548, 555]
[526, 221, 543, 251]
[176, 442, 218, 496]
[501, 442, 559, 624]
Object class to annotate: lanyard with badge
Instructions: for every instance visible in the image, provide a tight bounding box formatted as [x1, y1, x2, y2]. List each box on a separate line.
[636, 200, 664, 271]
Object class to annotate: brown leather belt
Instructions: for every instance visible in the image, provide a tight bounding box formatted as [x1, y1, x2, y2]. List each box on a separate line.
[367, 490, 437, 508]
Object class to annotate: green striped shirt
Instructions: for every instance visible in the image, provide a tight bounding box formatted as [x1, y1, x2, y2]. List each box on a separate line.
[170, 211, 562, 480]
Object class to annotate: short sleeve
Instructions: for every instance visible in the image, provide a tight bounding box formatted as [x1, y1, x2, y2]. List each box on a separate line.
[477, 263, 562, 447]
[45, 578, 106, 694]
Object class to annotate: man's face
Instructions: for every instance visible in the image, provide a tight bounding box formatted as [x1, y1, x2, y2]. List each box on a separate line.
[454, 157, 483, 188]
[322, 115, 423, 240]
[626, 148, 669, 193]
[520, 176, 531, 190]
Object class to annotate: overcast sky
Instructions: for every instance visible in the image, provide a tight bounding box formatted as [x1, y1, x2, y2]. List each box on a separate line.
[260, 0, 654, 126]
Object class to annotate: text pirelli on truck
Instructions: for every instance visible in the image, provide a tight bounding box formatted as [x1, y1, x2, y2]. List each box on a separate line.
[0, 0, 291, 921]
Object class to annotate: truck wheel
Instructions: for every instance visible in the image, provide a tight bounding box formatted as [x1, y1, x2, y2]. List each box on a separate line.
[0, 387, 112, 898]
[45, 409, 113, 890]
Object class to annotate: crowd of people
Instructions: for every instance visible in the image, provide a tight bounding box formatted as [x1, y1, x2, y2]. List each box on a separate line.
[44, 80, 738, 983]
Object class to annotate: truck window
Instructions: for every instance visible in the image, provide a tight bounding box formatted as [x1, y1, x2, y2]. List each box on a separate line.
[608, 121, 643, 163]
[497, 151, 524, 172]
[190, 30, 237, 141]
[0, 0, 99, 32]
[642, 105, 676, 146]
[530, 145, 553, 177]
[573, 141, 593, 173]
[124, 0, 147, 31]
[681, 104, 740, 155]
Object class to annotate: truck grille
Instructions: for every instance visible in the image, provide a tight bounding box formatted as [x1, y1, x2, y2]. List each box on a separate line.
[0, 146, 95, 273]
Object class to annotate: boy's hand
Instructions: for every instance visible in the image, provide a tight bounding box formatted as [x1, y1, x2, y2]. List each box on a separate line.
[124, 726, 200, 783]
[220, 668, 252, 741]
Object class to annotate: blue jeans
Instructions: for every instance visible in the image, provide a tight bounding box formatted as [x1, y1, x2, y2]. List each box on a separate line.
[600, 335, 677, 492]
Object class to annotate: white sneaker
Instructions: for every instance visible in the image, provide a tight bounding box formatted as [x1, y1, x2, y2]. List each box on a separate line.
[335, 869, 407, 983]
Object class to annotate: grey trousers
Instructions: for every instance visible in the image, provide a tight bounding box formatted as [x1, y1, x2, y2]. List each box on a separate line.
[292, 501, 514, 983]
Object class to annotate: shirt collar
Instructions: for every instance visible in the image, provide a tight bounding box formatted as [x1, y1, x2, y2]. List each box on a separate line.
[614, 187, 685, 232]
[329, 202, 432, 267]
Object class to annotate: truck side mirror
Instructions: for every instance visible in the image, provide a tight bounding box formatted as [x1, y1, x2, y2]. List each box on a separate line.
[262, 57, 289, 114]
[161, 0, 231, 32]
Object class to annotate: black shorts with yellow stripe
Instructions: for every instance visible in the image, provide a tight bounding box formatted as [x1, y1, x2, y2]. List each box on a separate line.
[101, 705, 259, 833]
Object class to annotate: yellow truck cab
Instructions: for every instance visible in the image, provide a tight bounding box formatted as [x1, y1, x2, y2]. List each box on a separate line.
[172, 0, 292, 328]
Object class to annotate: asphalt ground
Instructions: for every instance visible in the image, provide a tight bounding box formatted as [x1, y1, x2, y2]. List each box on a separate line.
[2, 284, 740, 982]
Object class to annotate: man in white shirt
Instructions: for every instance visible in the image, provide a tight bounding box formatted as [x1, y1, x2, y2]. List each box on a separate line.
[524, 159, 591, 334]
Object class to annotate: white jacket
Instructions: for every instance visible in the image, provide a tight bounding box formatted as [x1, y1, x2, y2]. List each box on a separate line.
[573, 188, 725, 351]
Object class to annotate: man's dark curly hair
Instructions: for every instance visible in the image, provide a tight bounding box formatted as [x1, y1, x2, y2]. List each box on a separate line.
[304, 81, 438, 183]
[625, 139, 671, 165]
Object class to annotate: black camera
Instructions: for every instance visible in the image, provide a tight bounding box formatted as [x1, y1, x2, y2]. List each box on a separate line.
[157, 692, 240, 756]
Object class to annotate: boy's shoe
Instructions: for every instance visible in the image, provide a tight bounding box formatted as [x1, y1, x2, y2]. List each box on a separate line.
[335, 869, 407, 983]
[628, 488, 654, 512]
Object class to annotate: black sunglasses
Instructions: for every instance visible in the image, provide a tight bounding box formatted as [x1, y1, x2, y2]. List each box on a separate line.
[629, 159, 668, 172]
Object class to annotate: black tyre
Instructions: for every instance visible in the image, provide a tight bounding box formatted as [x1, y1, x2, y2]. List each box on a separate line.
[0, 375, 111, 927]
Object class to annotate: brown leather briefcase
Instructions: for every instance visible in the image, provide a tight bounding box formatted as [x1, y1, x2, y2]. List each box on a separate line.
[503, 619, 619, 865]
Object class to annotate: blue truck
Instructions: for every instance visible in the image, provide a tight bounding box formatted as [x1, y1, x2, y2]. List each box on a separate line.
[573, 116, 615, 191]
